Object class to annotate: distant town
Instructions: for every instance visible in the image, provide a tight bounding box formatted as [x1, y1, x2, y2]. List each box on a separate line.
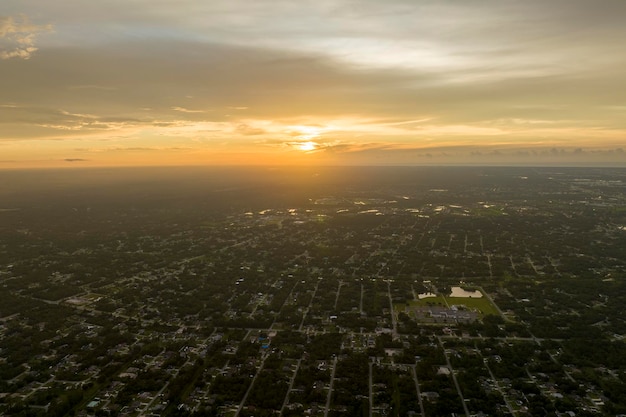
[1, 166, 626, 417]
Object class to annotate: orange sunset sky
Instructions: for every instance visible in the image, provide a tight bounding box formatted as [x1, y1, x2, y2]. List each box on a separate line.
[1, 0, 626, 168]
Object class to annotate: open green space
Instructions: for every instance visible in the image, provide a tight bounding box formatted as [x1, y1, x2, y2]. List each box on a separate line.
[404, 291, 500, 317]
[447, 296, 500, 316]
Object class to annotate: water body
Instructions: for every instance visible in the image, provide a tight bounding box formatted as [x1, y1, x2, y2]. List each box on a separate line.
[417, 292, 437, 299]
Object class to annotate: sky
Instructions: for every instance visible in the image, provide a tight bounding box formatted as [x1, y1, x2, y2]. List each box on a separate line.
[1, 0, 625, 168]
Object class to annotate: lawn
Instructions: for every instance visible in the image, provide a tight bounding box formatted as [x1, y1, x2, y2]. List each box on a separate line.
[404, 290, 500, 317]
[446, 296, 499, 316]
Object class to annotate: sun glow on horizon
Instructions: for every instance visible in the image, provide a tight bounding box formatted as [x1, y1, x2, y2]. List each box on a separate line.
[289, 125, 326, 152]
[290, 125, 324, 141]
[298, 141, 318, 152]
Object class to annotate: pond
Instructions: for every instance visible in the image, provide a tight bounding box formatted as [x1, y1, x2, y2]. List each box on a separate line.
[417, 292, 437, 299]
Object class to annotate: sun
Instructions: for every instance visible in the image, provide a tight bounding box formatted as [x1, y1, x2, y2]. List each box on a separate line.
[298, 141, 318, 151]
[288, 125, 327, 152]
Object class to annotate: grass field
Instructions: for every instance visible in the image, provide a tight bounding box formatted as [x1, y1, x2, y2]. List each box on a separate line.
[405, 291, 500, 317]
[446, 296, 500, 316]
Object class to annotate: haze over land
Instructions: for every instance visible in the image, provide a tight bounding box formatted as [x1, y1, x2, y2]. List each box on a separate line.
[2, 0, 626, 168]
[2, 166, 626, 416]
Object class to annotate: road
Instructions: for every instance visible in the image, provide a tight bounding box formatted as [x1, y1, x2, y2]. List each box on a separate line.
[386, 280, 398, 339]
[279, 358, 302, 416]
[234, 352, 268, 417]
[333, 280, 343, 310]
[410, 365, 426, 417]
[359, 282, 364, 315]
[438, 336, 470, 417]
[369, 360, 374, 417]
[324, 356, 338, 417]
[478, 286, 509, 321]
[270, 280, 299, 330]
[299, 279, 321, 331]
[439, 334, 563, 344]
[477, 346, 515, 415]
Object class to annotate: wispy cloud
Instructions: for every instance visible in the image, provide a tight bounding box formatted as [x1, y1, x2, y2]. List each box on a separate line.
[171, 106, 205, 114]
[0, 15, 52, 60]
[235, 123, 266, 136]
[68, 85, 117, 91]
[74, 146, 192, 153]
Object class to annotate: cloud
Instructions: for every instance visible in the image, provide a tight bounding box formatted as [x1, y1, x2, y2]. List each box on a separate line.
[2, 35, 625, 141]
[171, 106, 205, 113]
[73, 146, 191, 153]
[1, 1, 626, 167]
[0, 15, 52, 59]
[64, 158, 87, 162]
[68, 85, 117, 91]
[0, 105, 154, 139]
[235, 123, 266, 136]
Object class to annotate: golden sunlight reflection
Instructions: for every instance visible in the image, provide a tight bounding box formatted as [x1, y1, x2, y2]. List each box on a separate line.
[291, 125, 323, 140]
[298, 141, 318, 151]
